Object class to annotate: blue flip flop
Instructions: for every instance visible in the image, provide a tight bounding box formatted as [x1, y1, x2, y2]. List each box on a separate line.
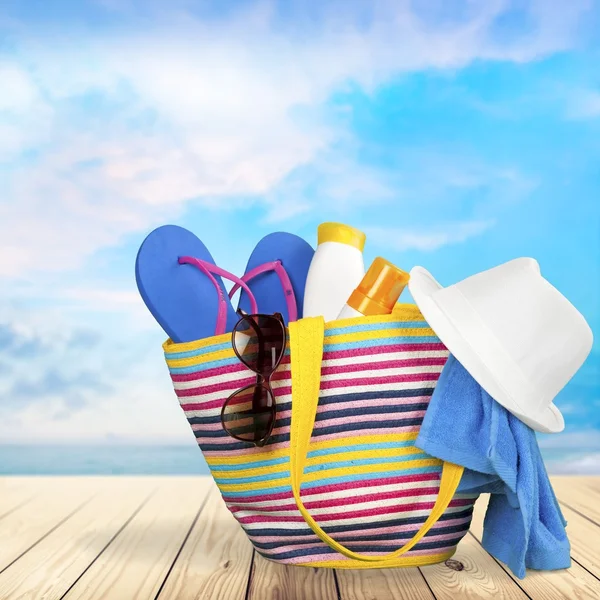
[136, 225, 256, 343]
[232, 232, 314, 324]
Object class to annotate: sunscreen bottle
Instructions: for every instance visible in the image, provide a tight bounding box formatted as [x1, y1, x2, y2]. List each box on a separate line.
[303, 222, 366, 322]
[337, 257, 409, 319]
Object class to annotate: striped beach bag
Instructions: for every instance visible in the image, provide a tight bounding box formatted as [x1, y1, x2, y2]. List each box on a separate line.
[163, 304, 477, 568]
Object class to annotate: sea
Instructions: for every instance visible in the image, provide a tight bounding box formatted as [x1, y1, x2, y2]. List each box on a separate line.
[0, 445, 211, 475]
[0, 444, 596, 475]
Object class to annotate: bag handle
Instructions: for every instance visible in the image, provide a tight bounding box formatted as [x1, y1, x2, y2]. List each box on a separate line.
[288, 316, 464, 564]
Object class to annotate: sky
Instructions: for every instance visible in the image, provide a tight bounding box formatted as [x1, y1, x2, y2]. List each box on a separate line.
[1, 0, 599, 472]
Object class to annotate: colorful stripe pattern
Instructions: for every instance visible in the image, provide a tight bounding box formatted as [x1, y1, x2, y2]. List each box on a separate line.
[163, 306, 476, 566]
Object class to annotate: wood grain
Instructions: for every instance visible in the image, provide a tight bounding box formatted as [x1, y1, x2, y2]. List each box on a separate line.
[335, 565, 435, 600]
[0, 478, 155, 600]
[0, 477, 101, 572]
[62, 478, 209, 600]
[559, 503, 600, 579]
[0, 478, 39, 520]
[552, 477, 600, 525]
[420, 530, 528, 600]
[582, 478, 600, 495]
[470, 494, 600, 600]
[247, 553, 338, 600]
[156, 485, 254, 600]
[0, 476, 599, 600]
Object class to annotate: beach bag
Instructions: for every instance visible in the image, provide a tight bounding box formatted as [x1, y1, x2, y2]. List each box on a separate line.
[163, 304, 477, 568]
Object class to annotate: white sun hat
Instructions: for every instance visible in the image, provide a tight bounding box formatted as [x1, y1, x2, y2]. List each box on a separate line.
[409, 258, 593, 433]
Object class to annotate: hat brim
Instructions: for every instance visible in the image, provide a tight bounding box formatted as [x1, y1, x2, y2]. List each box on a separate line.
[409, 266, 564, 434]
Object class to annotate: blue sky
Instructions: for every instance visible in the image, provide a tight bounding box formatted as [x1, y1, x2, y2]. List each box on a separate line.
[0, 1, 599, 472]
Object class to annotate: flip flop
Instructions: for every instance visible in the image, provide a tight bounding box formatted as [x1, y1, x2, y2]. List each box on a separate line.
[230, 232, 314, 324]
[135, 225, 258, 343]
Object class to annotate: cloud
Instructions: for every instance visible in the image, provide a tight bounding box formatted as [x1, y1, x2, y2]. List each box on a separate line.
[59, 287, 144, 313]
[69, 329, 103, 348]
[0, 321, 102, 359]
[0, 0, 596, 446]
[366, 219, 495, 252]
[0, 63, 40, 112]
[0, 298, 183, 442]
[0, 356, 192, 444]
[10, 370, 113, 409]
[538, 429, 600, 450]
[0, 62, 53, 159]
[0, 323, 53, 358]
[0, 314, 113, 419]
[539, 429, 600, 474]
[0, 1, 592, 275]
[545, 452, 600, 475]
[262, 146, 396, 223]
[566, 90, 600, 120]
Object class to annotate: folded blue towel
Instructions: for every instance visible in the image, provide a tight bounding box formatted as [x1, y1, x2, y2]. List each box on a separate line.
[416, 354, 571, 579]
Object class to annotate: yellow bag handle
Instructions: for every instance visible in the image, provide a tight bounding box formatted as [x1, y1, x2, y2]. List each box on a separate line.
[288, 316, 464, 564]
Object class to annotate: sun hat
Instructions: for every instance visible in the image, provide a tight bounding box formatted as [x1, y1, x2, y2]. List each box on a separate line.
[408, 257, 593, 433]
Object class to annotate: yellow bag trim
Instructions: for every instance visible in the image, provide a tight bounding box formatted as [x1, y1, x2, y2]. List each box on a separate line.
[288, 316, 464, 565]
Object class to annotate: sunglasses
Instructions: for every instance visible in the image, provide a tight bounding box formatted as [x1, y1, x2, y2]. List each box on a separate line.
[221, 311, 287, 446]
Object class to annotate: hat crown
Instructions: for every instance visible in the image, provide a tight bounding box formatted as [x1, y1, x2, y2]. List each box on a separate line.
[445, 258, 593, 412]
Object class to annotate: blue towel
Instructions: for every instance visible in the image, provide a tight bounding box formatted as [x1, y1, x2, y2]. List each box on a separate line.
[416, 354, 571, 579]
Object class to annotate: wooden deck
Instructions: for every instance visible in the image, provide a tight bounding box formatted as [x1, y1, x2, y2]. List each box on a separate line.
[0, 477, 598, 599]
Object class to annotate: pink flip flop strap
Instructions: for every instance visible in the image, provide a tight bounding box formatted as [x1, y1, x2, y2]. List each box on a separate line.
[228, 260, 298, 322]
[178, 256, 258, 335]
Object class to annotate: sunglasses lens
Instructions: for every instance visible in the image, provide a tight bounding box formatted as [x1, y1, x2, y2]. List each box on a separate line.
[232, 315, 285, 376]
[222, 385, 275, 443]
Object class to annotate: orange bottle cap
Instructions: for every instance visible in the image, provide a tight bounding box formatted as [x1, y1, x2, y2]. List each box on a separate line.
[317, 222, 366, 252]
[347, 257, 410, 316]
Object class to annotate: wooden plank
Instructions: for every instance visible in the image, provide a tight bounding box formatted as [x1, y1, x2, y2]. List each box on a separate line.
[61, 477, 210, 600]
[157, 485, 254, 600]
[551, 476, 596, 490]
[0, 476, 596, 600]
[583, 478, 600, 495]
[420, 530, 528, 600]
[0, 477, 102, 572]
[0, 478, 156, 600]
[559, 503, 600, 579]
[0, 476, 91, 517]
[0, 478, 39, 520]
[335, 565, 434, 600]
[247, 553, 338, 600]
[470, 494, 600, 599]
[551, 477, 600, 525]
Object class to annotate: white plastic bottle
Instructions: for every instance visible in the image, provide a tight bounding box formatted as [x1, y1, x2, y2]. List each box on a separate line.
[337, 257, 410, 319]
[303, 222, 366, 322]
